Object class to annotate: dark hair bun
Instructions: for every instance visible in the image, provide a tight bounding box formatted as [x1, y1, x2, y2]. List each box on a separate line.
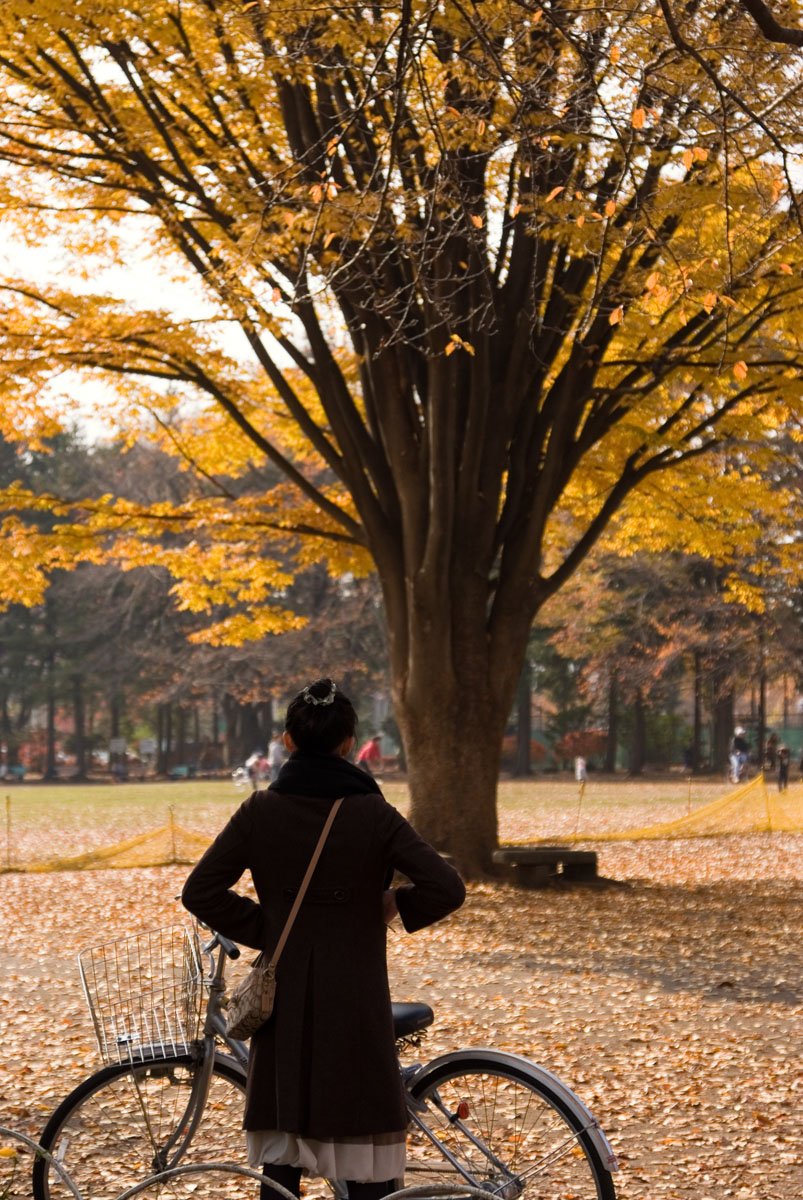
[284, 679, 358, 755]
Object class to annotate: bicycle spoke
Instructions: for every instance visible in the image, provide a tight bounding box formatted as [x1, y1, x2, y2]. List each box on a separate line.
[407, 1063, 614, 1199]
[38, 1058, 248, 1200]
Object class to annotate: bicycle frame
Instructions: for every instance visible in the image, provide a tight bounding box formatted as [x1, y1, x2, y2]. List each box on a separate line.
[163, 931, 616, 1192]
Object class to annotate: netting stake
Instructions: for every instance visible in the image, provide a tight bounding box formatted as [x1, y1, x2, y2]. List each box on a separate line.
[169, 804, 177, 863]
[573, 780, 585, 836]
[5, 795, 10, 871]
[687, 774, 692, 815]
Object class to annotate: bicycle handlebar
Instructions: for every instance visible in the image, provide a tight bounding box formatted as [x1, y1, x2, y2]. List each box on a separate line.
[197, 923, 241, 960]
[214, 932, 240, 959]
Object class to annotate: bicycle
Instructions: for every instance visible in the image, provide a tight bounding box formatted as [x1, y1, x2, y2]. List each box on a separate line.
[33, 923, 618, 1200]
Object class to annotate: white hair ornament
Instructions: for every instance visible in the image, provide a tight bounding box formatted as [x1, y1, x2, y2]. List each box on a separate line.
[302, 681, 337, 706]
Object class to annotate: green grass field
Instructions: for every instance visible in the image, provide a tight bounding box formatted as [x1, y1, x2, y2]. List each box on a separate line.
[1, 772, 738, 870]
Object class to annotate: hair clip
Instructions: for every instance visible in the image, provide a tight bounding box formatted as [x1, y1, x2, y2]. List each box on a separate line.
[302, 681, 337, 706]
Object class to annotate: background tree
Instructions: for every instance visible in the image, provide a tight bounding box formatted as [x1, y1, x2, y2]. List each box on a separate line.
[0, 1, 803, 869]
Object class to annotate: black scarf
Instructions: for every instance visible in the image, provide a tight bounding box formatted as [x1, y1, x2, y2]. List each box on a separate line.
[270, 749, 382, 800]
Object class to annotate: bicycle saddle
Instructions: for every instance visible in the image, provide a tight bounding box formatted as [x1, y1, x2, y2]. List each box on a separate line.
[391, 1001, 434, 1038]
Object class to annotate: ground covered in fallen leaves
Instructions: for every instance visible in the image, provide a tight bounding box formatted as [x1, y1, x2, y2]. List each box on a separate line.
[1, 786, 801, 1199]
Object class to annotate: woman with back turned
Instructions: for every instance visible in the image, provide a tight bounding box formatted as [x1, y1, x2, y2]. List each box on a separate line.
[182, 678, 465, 1200]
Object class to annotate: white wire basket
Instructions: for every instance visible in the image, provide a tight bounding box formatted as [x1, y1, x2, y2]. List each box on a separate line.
[79, 923, 203, 1064]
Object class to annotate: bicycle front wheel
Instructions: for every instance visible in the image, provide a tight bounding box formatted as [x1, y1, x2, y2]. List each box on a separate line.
[32, 1052, 247, 1200]
[406, 1053, 616, 1200]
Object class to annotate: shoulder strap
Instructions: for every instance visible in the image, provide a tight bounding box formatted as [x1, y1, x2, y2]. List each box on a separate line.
[268, 796, 344, 969]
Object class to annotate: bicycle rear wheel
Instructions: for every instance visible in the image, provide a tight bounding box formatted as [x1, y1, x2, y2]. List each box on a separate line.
[32, 1052, 247, 1200]
[406, 1053, 616, 1200]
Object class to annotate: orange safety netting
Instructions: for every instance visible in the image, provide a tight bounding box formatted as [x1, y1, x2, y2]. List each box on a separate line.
[23, 821, 213, 872]
[555, 774, 803, 843]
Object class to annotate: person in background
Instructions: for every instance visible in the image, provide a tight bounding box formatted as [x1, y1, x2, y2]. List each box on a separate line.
[182, 679, 465, 1200]
[777, 744, 790, 792]
[267, 730, 285, 782]
[356, 734, 383, 778]
[729, 727, 749, 783]
[246, 748, 266, 788]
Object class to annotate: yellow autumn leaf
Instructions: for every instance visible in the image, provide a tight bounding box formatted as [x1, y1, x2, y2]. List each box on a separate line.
[445, 334, 475, 356]
[545, 186, 564, 203]
[609, 306, 624, 325]
[733, 360, 748, 381]
[605, 200, 616, 217]
[632, 108, 646, 129]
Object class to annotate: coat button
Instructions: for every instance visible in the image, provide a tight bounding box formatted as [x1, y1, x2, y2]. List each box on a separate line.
[334, 889, 346, 901]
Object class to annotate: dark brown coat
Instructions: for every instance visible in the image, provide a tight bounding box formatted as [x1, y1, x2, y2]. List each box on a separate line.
[182, 789, 465, 1138]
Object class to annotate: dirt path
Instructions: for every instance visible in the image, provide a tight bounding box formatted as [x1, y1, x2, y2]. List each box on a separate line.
[2, 836, 802, 1199]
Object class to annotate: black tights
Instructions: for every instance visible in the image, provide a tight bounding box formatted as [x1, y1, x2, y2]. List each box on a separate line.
[260, 1164, 396, 1200]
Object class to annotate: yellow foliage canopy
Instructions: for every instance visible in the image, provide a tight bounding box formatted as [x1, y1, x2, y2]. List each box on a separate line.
[0, 0, 801, 644]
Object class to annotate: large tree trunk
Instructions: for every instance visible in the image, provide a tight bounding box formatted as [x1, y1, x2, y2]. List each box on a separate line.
[386, 563, 529, 876]
[400, 685, 506, 878]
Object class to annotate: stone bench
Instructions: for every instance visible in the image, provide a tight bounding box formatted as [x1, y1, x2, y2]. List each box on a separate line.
[492, 845, 598, 889]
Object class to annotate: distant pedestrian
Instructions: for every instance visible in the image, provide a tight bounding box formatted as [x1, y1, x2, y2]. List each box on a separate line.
[356, 734, 383, 778]
[267, 731, 285, 782]
[729, 727, 749, 783]
[574, 756, 587, 783]
[777, 744, 790, 792]
[246, 749, 267, 788]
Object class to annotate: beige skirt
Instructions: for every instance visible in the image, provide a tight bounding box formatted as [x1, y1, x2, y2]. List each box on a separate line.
[247, 1130, 407, 1182]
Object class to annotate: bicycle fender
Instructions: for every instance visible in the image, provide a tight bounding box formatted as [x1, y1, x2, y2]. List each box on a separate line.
[406, 1048, 618, 1173]
[213, 1050, 247, 1082]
